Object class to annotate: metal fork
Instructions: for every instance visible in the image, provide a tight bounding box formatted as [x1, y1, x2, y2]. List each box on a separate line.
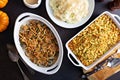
[81, 58, 120, 79]
[81, 48, 120, 79]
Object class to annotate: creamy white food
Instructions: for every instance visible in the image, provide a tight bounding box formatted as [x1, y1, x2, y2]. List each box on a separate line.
[50, 0, 89, 24]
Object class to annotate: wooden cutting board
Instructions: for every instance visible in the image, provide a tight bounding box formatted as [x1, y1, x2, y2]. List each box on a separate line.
[83, 44, 120, 80]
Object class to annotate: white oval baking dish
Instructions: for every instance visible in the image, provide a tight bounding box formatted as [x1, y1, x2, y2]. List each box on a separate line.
[66, 11, 120, 70]
[14, 12, 63, 75]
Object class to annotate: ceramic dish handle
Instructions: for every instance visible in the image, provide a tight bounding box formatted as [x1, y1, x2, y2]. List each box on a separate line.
[42, 55, 63, 75]
[67, 52, 81, 67]
[112, 14, 120, 24]
[15, 13, 35, 23]
[43, 63, 61, 75]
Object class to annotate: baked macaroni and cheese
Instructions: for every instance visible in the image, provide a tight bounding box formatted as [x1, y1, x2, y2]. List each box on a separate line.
[50, 0, 89, 24]
[68, 14, 120, 66]
[19, 20, 59, 67]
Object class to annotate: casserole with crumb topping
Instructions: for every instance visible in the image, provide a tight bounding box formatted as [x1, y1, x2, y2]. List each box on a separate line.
[19, 20, 59, 67]
[68, 14, 120, 66]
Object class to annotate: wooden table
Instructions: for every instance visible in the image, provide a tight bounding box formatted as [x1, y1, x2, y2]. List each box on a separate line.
[0, 0, 119, 80]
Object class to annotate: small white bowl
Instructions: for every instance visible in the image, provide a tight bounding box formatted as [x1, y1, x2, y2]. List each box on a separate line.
[46, 0, 95, 28]
[23, 0, 42, 9]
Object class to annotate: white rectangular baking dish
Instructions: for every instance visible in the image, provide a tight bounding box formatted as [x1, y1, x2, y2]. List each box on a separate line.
[66, 11, 120, 70]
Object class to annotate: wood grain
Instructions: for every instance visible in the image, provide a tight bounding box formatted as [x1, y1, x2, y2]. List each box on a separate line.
[83, 44, 120, 80]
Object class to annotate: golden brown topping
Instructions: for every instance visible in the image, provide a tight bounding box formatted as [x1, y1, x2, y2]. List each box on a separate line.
[68, 14, 120, 66]
[19, 20, 59, 67]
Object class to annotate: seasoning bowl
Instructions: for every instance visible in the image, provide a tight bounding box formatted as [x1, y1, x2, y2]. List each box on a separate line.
[23, 0, 42, 9]
[14, 12, 63, 75]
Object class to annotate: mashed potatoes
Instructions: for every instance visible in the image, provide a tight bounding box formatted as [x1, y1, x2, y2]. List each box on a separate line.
[50, 0, 89, 24]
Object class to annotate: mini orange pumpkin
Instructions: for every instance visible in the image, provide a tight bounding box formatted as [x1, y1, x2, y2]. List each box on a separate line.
[0, 10, 9, 32]
[0, 0, 8, 8]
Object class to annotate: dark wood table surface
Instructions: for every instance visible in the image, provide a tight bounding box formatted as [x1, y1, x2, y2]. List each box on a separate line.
[0, 0, 120, 80]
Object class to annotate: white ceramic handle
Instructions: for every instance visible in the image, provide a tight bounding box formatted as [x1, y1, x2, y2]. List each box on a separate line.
[67, 52, 81, 67]
[44, 64, 60, 75]
[44, 53, 63, 75]
[15, 12, 37, 23]
[112, 14, 120, 24]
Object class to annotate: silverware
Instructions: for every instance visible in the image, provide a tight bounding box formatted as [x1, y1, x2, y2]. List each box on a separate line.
[81, 58, 120, 79]
[81, 48, 120, 79]
[107, 58, 120, 68]
[7, 44, 35, 74]
[7, 44, 30, 80]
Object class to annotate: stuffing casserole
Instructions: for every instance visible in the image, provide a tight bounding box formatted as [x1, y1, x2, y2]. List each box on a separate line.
[19, 20, 59, 67]
[68, 14, 120, 66]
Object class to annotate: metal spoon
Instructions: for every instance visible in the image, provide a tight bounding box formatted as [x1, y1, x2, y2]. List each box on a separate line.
[6, 44, 30, 80]
[6, 44, 35, 75]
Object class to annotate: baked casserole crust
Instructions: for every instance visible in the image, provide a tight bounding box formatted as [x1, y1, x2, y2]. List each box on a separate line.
[68, 14, 120, 66]
[19, 20, 59, 67]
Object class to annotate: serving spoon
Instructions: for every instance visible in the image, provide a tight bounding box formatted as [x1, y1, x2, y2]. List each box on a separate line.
[6, 44, 30, 80]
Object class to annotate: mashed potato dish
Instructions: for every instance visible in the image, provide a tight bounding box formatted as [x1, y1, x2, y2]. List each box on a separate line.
[50, 0, 89, 24]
